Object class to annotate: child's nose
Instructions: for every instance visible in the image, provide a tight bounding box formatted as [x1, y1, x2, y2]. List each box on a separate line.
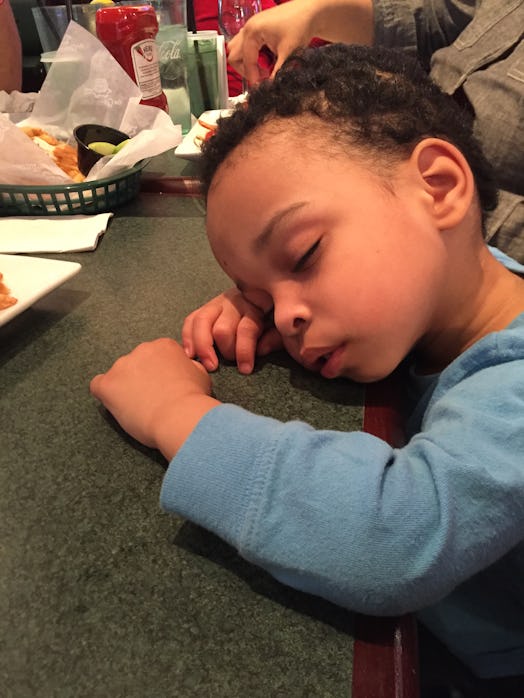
[273, 292, 309, 337]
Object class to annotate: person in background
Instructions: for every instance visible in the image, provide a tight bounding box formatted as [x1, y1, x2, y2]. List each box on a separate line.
[90, 44, 524, 687]
[0, 0, 23, 93]
[226, 0, 524, 265]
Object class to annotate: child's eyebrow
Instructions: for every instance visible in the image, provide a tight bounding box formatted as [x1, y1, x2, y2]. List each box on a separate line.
[253, 202, 308, 253]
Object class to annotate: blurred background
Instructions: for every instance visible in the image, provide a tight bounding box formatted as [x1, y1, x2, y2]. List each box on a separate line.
[11, 1, 91, 92]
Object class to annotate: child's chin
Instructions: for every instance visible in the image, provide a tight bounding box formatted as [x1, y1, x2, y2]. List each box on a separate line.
[340, 364, 397, 384]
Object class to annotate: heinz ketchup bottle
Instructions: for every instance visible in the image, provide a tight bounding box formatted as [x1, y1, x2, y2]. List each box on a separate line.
[96, 5, 169, 113]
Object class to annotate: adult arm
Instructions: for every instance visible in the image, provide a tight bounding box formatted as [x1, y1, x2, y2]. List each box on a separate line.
[227, 0, 375, 83]
[0, 0, 22, 93]
[373, 0, 476, 67]
[227, 0, 477, 83]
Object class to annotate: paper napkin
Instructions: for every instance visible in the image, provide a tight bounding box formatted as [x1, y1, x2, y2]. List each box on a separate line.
[0, 213, 113, 253]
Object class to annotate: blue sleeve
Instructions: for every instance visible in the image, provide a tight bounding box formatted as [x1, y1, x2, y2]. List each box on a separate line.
[160, 359, 524, 616]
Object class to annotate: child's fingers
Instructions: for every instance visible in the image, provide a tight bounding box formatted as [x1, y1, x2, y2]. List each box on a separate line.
[181, 311, 197, 357]
[191, 359, 210, 377]
[182, 291, 265, 373]
[182, 310, 220, 371]
[211, 300, 257, 362]
[89, 373, 104, 398]
[235, 315, 264, 374]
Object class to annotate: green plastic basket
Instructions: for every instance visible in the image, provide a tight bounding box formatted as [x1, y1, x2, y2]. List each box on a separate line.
[0, 164, 143, 216]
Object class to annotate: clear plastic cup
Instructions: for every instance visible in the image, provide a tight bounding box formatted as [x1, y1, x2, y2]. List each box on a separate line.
[32, 5, 99, 53]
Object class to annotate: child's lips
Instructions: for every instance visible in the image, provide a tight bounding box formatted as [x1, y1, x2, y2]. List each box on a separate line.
[300, 344, 346, 377]
[320, 344, 346, 379]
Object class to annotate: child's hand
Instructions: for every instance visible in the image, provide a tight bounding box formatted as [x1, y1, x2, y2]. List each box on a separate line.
[182, 288, 283, 374]
[90, 338, 219, 460]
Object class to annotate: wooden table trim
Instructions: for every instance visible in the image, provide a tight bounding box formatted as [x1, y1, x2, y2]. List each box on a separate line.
[140, 176, 203, 197]
[351, 373, 420, 698]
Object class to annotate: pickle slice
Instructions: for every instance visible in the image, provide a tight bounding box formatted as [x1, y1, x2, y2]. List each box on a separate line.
[88, 141, 116, 156]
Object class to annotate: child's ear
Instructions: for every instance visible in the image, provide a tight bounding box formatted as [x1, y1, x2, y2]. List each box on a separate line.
[411, 138, 475, 230]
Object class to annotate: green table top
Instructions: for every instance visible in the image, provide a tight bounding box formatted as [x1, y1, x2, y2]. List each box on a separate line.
[143, 149, 201, 180]
[0, 191, 364, 697]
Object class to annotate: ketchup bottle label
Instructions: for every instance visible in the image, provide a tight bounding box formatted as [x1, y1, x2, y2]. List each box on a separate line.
[130, 39, 163, 100]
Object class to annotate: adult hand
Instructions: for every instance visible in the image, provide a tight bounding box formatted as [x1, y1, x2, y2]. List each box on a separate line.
[90, 338, 219, 460]
[227, 0, 375, 85]
[227, 1, 316, 84]
[182, 288, 284, 374]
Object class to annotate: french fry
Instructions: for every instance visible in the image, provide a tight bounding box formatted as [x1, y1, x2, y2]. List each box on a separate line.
[0, 273, 17, 311]
[19, 127, 85, 182]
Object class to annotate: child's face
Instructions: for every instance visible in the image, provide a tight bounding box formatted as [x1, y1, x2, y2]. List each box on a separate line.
[206, 127, 450, 382]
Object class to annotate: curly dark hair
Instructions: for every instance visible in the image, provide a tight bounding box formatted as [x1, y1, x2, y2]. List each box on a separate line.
[200, 43, 497, 214]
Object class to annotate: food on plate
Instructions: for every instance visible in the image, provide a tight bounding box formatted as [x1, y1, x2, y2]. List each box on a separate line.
[193, 110, 232, 148]
[194, 129, 215, 147]
[20, 126, 85, 183]
[194, 116, 219, 147]
[0, 273, 17, 311]
[198, 115, 220, 131]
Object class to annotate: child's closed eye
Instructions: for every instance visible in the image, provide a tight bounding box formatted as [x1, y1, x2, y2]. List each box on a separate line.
[292, 239, 321, 273]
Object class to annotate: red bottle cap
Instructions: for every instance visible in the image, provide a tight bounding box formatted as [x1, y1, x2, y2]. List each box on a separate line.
[96, 6, 158, 42]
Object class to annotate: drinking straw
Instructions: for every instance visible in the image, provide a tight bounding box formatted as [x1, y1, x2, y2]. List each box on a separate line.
[186, 0, 196, 33]
[186, 0, 213, 111]
[194, 41, 213, 111]
[65, 0, 73, 23]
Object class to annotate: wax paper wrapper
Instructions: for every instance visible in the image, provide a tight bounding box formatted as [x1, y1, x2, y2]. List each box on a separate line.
[0, 21, 183, 186]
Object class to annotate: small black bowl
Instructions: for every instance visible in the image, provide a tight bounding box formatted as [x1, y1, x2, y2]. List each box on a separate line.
[74, 124, 130, 176]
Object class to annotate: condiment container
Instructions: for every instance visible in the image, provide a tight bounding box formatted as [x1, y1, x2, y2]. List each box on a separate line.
[95, 6, 169, 113]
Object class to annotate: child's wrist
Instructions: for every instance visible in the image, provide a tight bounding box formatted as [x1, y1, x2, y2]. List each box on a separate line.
[154, 394, 221, 461]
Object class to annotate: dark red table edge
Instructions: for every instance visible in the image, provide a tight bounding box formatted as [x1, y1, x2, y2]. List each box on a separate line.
[352, 371, 420, 698]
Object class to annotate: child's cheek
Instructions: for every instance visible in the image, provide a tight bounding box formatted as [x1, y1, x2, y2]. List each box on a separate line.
[282, 337, 303, 367]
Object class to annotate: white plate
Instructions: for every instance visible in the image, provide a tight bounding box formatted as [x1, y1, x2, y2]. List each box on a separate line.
[0, 254, 81, 327]
[174, 109, 232, 161]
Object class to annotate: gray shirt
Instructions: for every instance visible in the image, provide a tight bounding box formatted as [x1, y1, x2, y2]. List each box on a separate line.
[373, 0, 524, 263]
